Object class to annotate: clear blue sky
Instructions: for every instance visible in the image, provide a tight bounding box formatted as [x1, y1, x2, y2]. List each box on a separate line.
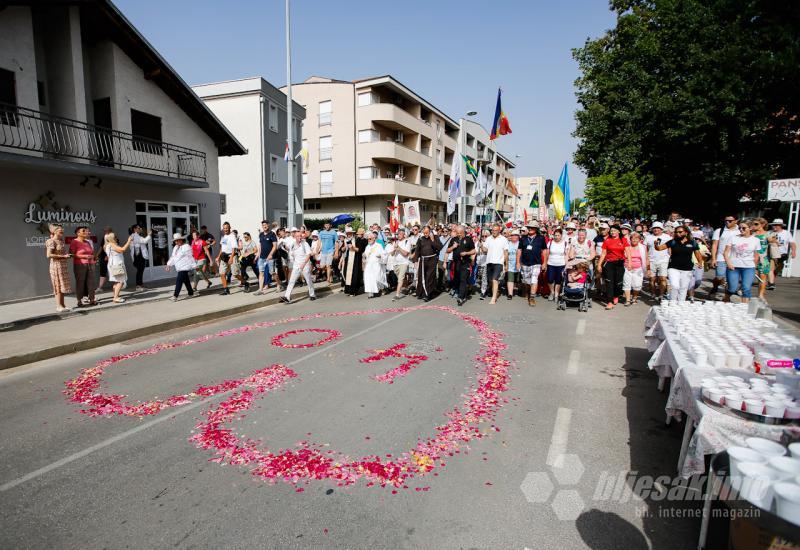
[116, 0, 617, 197]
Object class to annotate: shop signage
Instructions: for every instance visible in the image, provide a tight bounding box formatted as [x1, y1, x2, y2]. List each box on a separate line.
[24, 202, 97, 226]
[767, 178, 800, 202]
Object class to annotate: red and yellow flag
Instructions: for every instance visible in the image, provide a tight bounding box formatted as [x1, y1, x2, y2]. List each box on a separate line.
[490, 88, 512, 140]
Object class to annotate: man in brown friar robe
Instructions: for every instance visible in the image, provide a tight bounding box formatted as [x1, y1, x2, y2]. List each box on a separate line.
[413, 225, 442, 301]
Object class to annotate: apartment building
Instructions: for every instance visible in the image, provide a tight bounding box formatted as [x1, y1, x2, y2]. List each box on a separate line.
[0, 1, 245, 301]
[516, 176, 546, 220]
[193, 78, 305, 232]
[459, 119, 517, 223]
[286, 76, 460, 226]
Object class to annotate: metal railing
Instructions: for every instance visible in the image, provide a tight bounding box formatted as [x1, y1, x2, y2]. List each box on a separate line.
[0, 102, 207, 181]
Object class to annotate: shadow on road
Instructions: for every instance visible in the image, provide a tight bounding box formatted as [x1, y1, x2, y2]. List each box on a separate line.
[576, 509, 648, 550]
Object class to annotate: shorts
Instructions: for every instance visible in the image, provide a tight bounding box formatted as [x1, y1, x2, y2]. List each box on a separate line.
[506, 271, 518, 283]
[520, 264, 542, 285]
[623, 268, 644, 291]
[651, 260, 669, 278]
[547, 265, 565, 284]
[195, 258, 208, 269]
[486, 263, 504, 281]
[393, 263, 408, 280]
[714, 262, 727, 278]
[319, 252, 333, 266]
[257, 257, 273, 274]
[218, 253, 230, 274]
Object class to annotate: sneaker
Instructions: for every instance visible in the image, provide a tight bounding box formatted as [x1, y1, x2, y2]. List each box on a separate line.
[170, 296, 178, 302]
[767, 284, 776, 291]
[206, 281, 213, 289]
[507, 295, 512, 301]
[309, 296, 317, 301]
[278, 296, 290, 304]
[220, 289, 230, 296]
[479, 295, 485, 300]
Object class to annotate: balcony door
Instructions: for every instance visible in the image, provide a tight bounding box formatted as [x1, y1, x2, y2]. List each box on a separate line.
[92, 98, 114, 167]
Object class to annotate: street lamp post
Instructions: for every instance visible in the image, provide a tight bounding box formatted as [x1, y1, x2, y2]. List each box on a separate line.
[457, 111, 477, 225]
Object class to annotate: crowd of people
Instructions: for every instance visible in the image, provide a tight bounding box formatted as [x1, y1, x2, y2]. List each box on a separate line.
[43, 212, 797, 312]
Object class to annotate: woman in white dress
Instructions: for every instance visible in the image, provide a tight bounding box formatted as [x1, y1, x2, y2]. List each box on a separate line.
[362, 231, 387, 298]
[104, 232, 133, 304]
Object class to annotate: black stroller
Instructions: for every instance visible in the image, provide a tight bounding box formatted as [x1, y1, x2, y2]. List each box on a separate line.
[556, 259, 592, 312]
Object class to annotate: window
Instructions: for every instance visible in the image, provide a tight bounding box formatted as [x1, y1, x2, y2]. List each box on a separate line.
[318, 100, 331, 126]
[358, 129, 378, 143]
[293, 118, 301, 142]
[304, 201, 322, 210]
[268, 103, 279, 132]
[436, 149, 443, 170]
[319, 135, 332, 160]
[131, 109, 162, 154]
[358, 166, 378, 180]
[357, 92, 376, 107]
[37, 81, 46, 106]
[320, 170, 333, 194]
[302, 173, 308, 186]
[0, 68, 16, 123]
[270, 155, 279, 183]
[436, 121, 442, 141]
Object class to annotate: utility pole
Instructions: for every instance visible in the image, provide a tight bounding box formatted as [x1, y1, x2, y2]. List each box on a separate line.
[285, 0, 296, 227]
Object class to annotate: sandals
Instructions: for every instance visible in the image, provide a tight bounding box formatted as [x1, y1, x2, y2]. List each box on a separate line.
[605, 303, 614, 310]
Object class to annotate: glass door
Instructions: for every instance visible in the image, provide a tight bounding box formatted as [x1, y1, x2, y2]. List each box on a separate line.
[135, 201, 200, 283]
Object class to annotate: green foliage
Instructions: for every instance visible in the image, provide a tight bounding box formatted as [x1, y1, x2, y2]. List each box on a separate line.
[572, 0, 800, 218]
[585, 171, 660, 218]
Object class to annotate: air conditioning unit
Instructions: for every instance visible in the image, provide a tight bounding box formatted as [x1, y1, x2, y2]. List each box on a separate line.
[394, 131, 404, 143]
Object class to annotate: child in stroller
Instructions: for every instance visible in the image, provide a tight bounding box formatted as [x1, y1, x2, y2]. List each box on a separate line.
[556, 259, 591, 312]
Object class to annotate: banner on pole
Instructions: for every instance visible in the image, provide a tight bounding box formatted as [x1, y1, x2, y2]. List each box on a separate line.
[402, 200, 421, 226]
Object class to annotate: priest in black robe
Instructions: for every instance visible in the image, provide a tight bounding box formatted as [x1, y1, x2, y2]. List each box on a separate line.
[342, 227, 368, 295]
[413, 225, 442, 301]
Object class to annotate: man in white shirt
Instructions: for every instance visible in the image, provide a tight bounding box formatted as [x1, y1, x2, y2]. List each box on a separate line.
[130, 225, 152, 291]
[280, 231, 316, 303]
[644, 221, 670, 301]
[710, 215, 740, 297]
[768, 218, 797, 288]
[481, 224, 509, 305]
[389, 227, 411, 300]
[216, 222, 236, 295]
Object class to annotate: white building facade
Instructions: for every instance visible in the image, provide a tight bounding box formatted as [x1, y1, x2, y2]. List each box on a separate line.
[193, 78, 305, 234]
[0, 1, 245, 301]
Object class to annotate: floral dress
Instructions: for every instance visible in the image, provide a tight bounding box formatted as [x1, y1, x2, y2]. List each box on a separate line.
[46, 237, 72, 294]
[754, 233, 770, 275]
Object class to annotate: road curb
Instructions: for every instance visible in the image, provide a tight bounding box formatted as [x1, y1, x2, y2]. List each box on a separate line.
[0, 283, 341, 371]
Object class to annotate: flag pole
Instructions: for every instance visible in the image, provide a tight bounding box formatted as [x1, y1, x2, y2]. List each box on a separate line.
[285, 0, 296, 227]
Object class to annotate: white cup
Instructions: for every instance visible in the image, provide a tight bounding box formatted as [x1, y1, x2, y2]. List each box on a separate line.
[709, 389, 726, 405]
[786, 405, 800, 420]
[744, 399, 764, 414]
[738, 462, 781, 509]
[788, 443, 800, 458]
[773, 482, 800, 525]
[725, 394, 744, 411]
[728, 446, 767, 489]
[768, 456, 800, 480]
[747, 438, 787, 458]
[765, 401, 786, 418]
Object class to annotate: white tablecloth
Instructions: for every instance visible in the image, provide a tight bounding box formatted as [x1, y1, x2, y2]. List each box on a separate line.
[665, 365, 797, 477]
[644, 306, 800, 477]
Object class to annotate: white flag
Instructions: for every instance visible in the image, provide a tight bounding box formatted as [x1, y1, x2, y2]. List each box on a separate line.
[447, 153, 461, 216]
[474, 169, 488, 203]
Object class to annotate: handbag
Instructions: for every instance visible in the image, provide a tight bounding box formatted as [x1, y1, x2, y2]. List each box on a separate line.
[109, 263, 126, 277]
[769, 242, 781, 259]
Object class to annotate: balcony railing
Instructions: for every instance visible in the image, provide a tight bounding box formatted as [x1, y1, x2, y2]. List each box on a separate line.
[0, 102, 207, 181]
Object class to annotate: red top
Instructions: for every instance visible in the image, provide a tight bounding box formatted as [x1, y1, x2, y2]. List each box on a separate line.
[191, 239, 207, 260]
[602, 236, 629, 262]
[69, 239, 95, 265]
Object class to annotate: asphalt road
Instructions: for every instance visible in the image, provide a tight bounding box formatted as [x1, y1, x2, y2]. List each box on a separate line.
[0, 290, 701, 549]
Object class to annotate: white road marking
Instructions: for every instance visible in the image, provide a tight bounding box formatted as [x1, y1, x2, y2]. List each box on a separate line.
[1, 308, 414, 493]
[566, 350, 580, 375]
[545, 407, 573, 469]
[575, 319, 586, 335]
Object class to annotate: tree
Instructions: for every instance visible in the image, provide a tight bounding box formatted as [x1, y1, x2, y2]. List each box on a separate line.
[585, 170, 660, 218]
[572, 0, 800, 219]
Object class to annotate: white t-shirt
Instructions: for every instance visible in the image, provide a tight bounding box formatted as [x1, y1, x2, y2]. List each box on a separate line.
[219, 234, 237, 255]
[585, 228, 597, 242]
[484, 235, 509, 265]
[547, 239, 567, 267]
[771, 229, 794, 255]
[712, 227, 740, 261]
[645, 233, 670, 264]
[392, 239, 411, 266]
[728, 235, 760, 268]
[289, 240, 312, 266]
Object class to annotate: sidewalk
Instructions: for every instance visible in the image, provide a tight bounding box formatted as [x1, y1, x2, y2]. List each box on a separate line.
[0, 278, 340, 370]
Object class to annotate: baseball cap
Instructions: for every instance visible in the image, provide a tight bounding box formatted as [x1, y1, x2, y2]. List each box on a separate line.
[511, 229, 520, 236]
[651, 221, 664, 229]
[311, 230, 319, 236]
